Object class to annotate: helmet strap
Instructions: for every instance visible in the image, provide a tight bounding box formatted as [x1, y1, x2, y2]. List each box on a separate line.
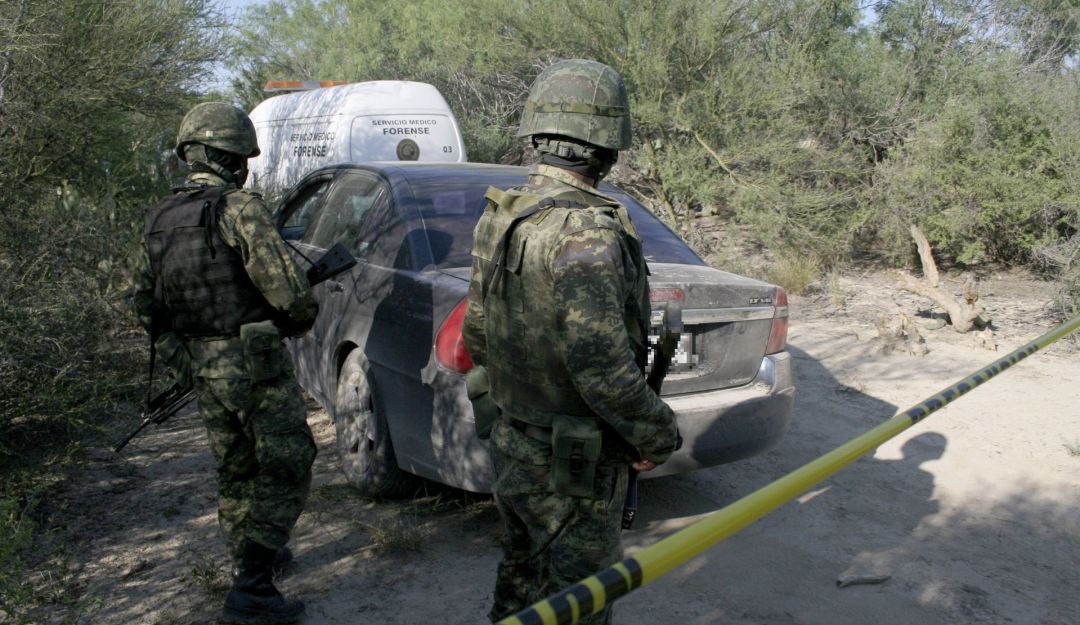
[183, 144, 248, 187]
[533, 136, 618, 182]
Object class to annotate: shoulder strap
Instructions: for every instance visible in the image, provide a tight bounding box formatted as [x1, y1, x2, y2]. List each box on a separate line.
[481, 195, 589, 302]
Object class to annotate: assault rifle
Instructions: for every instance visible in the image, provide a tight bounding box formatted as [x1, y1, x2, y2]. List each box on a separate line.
[113, 382, 197, 452]
[623, 300, 683, 530]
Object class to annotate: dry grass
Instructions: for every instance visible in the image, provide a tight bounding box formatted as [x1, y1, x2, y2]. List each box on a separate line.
[188, 554, 231, 599]
[767, 253, 822, 295]
[357, 514, 427, 553]
[824, 270, 854, 310]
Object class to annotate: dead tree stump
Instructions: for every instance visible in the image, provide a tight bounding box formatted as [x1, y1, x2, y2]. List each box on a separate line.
[895, 225, 988, 333]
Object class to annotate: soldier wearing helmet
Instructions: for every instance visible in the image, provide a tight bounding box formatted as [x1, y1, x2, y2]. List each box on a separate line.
[133, 102, 317, 624]
[462, 60, 679, 624]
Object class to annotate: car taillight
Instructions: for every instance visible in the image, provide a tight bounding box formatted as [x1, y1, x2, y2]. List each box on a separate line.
[435, 298, 474, 373]
[649, 287, 685, 302]
[765, 287, 789, 354]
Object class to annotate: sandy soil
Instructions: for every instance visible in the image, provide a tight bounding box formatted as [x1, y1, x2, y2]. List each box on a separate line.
[34, 269, 1080, 625]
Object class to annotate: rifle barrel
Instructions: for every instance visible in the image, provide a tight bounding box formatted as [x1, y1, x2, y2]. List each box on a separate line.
[113, 417, 153, 453]
[114, 384, 196, 452]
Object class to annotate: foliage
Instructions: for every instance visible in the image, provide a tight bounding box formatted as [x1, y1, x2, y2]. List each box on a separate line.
[0, 0, 224, 618]
[226, 0, 1080, 300]
[871, 66, 1080, 266]
[0, 0, 225, 199]
[0, 191, 146, 482]
[767, 252, 823, 295]
[0, 0, 224, 470]
[0, 497, 35, 623]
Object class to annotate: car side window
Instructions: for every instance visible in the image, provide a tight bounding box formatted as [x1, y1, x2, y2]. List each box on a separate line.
[303, 172, 383, 250]
[279, 179, 331, 240]
[303, 171, 413, 268]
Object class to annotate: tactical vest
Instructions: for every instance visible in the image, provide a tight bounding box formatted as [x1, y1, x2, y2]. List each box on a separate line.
[145, 186, 279, 337]
[473, 186, 651, 427]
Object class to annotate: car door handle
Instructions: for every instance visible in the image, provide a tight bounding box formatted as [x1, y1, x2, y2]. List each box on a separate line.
[325, 280, 344, 293]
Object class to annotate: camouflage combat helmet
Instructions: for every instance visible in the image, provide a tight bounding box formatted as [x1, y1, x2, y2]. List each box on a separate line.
[517, 59, 632, 150]
[175, 102, 260, 161]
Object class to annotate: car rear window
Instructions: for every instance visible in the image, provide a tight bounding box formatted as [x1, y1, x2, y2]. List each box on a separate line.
[403, 171, 705, 269]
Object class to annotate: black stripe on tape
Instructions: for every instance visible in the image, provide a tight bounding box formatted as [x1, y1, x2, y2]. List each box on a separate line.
[626, 558, 644, 590]
[547, 583, 594, 625]
[515, 607, 544, 625]
[596, 568, 627, 598]
[545, 558, 648, 625]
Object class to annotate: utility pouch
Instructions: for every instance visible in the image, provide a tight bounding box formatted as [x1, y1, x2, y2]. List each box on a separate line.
[550, 414, 602, 498]
[240, 320, 282, 383]
[465, 365, 500, 440]
[154, 332, 192, 388]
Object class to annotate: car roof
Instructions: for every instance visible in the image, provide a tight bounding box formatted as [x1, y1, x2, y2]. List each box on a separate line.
[288, 161, 706, 269]
[297, 161, 630, 194]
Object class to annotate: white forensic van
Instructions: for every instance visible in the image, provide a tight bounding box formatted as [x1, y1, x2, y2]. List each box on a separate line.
[247, 80, 467, 200]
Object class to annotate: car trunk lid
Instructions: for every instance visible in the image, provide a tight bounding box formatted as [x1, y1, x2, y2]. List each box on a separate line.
[647, 263, 779, 396]
[438, 264, 783, 396]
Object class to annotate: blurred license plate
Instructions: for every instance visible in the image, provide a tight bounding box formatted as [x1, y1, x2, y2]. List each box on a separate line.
[647, 329, 697, 372]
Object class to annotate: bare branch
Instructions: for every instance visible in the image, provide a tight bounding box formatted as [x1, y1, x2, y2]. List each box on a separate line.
[895, 225, 988, 333]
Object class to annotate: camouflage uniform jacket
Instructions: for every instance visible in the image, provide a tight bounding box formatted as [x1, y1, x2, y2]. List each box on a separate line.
[133, 171, 318, 378]
[463, 164, 678, 463]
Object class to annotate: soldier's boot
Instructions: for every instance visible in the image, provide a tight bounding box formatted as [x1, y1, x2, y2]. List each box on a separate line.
[221, 540, 305, 625]
[232, 546, 294, 579]
[272, 546, 294, 577]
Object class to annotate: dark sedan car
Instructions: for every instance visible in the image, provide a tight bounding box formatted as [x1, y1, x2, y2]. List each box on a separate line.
[275, 162, 794, 496]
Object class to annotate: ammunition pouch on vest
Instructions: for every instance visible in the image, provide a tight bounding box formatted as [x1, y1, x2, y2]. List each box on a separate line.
[508, 415, 603, 498]
[465, 365, 500, 440]
[240, 320, 282, 383]
[550, 414, 603, 497]
[146, 185, 279, 337]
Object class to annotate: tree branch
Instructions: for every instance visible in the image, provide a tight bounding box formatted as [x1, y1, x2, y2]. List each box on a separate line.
[895, 225, 988, 333]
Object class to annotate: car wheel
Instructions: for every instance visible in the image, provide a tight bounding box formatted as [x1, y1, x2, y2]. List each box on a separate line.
[332, 351, 414, 498]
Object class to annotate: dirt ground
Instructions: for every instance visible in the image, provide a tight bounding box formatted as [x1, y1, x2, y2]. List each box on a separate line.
[34, 269, 1080, 625]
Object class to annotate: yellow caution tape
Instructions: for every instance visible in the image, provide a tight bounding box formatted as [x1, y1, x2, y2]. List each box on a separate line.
[498, 313, 1080, 625]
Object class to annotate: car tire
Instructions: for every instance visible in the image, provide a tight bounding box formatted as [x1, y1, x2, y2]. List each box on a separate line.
[332, 351, 414, 498]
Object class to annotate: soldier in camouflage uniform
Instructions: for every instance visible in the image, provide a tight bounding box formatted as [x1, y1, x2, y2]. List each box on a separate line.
[462, 60, 680, 624]
[133, 103, 317, 624]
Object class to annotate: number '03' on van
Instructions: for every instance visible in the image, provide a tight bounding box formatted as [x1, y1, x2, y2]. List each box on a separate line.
[247, 81, 467, 200]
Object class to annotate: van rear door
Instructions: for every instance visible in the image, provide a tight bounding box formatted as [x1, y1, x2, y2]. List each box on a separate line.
[351, 114, 465, 163]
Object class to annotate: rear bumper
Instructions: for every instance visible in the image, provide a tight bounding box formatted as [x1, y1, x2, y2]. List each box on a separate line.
[645, 351, 795, 478]
[414, 350, 794, 492]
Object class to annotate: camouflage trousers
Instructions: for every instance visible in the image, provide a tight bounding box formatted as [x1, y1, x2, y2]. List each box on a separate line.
[195, 367, 317, 556]
[488, 417, 628, 624]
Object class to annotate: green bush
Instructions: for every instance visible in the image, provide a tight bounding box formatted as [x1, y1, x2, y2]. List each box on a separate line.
[0, 0, 225, 617]
[0, 192, 146, 484]
[767, 252, 823, 296]
[0, 496, 35, 623]
[870, 66, 1080, 267]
